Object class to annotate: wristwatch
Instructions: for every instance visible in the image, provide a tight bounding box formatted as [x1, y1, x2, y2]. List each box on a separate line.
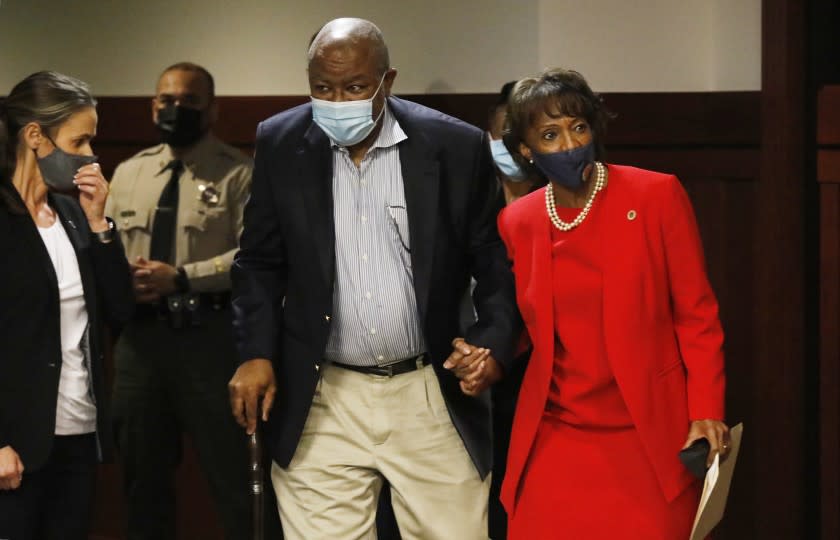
[94, 219, 116, 244]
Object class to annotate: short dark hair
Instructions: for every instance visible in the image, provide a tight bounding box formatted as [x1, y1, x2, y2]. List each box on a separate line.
[159, 62, 215, 100]
[503, 68, 614, 179]
[496, 81, 517, 107]
[487, 80, 517, 127]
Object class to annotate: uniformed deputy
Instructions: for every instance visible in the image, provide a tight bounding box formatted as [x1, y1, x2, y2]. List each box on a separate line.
[106, 62, 278, 540]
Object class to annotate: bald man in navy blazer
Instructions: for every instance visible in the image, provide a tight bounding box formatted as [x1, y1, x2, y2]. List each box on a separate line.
[228, 17, 520, 539]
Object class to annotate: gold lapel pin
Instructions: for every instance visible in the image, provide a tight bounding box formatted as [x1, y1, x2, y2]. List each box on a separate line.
[627, 210, 637, 220]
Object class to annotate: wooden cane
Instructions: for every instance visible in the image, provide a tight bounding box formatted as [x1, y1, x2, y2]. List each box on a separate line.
[248, 425, 265, 540]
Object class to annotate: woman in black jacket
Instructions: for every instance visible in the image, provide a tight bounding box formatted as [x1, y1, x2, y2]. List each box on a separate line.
[0, 71, 133, 540]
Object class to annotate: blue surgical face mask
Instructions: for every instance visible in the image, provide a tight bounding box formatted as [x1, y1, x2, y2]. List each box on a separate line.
[531, 141, 595, 190]
[489, 138, 526, 181]
[311, 75, 387, 147]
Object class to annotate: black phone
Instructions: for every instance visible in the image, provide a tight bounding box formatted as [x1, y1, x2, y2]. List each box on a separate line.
[679, 438, 711, 479]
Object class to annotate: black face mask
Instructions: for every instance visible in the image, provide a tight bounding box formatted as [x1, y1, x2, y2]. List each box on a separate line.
[156, 103, 205, 148]
[36, 136, 98, 196]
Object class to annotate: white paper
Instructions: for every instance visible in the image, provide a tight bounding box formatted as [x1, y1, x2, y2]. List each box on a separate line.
[689, 423, 743, 540]
[692, 453, 720, 533]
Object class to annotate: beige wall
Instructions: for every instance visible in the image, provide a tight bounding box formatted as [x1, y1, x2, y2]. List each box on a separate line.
[0, 0, 759, 96]
[538, 0, 761, 91]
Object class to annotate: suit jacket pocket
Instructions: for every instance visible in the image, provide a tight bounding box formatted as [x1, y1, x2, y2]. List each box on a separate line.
[657, 357, 685, 377]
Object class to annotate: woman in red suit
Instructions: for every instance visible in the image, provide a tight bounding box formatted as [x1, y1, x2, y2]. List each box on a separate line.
[494, 68, 730, 539]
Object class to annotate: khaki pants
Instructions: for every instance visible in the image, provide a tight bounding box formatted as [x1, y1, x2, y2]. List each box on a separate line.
[272, 363, 490, 540]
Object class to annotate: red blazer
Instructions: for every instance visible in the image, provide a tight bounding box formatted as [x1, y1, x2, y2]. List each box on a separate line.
[497, 164, 725, 514]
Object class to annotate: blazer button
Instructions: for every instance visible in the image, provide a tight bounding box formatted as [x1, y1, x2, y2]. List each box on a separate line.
[324, 315, 331, 321]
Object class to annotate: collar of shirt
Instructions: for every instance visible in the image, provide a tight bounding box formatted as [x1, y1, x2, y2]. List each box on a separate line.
[155, 133, 216, 176]
[331, 104, 407, 155]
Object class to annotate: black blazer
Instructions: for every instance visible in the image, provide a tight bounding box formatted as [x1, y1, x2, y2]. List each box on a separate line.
[232, 97, 520, 477]
[0, 188, 133, 470]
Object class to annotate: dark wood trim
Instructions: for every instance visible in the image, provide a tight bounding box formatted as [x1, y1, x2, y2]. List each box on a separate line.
[818, 149, 840, 183]
[818, 85, 840, 144]
[818, 86, 840, 184]
[755, 1, 808, 539]
[818, 86, 840, 540]
[90, 91, 760, 181]
[94, 91, 761, 145]
[820, 184, 840, 540]
[605, 92, 760, 146]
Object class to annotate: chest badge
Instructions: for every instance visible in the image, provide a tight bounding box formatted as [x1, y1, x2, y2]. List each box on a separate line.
[197, 184, 220, 205]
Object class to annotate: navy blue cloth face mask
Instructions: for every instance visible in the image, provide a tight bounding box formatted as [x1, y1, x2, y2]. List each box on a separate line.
[531, 141, 595, 190]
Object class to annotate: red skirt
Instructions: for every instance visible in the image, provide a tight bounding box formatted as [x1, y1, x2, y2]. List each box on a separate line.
[509, 418, 701, 540]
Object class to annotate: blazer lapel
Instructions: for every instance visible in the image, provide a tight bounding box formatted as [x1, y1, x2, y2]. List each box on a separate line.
[529, 208, 555, 386]
[503, 195, 555, 512]
[394, 108, 439, 324]
[299, 123, 336, 288]
[17, 192, 60, 304]
[598, 166, 641, 384]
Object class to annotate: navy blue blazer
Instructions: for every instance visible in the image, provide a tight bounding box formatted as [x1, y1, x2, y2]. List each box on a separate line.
[232, 96, 520, 477]
[0, 188, 133, 469]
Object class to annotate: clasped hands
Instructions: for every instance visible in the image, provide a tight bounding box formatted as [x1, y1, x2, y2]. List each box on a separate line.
[443, 337, 503, 397]
[130, 256, 178, 303]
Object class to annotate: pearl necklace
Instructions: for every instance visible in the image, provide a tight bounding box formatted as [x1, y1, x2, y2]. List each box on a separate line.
[545, 161, 606, 232]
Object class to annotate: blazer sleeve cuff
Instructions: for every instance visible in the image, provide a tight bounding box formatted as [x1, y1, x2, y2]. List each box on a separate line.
[688, 398, 726, 422]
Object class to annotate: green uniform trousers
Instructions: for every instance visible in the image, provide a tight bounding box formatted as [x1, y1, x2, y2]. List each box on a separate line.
[112, 306, 280, 540]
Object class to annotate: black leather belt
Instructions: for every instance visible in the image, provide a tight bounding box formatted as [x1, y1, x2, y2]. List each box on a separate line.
[332, 354, 428, 377]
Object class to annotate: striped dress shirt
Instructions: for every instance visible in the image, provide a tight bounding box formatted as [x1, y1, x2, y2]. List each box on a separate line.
[323, 105, 427, 366]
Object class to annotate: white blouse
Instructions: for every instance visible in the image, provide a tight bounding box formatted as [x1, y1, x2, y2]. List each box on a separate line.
[37, 220, 97, 435]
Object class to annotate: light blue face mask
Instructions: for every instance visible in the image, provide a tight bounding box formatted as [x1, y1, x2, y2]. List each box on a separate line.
[489, 138, 526, 181]
[311, 75, 386, 147]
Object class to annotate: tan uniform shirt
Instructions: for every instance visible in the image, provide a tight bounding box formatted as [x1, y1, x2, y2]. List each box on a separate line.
[105, 135, 252, 293]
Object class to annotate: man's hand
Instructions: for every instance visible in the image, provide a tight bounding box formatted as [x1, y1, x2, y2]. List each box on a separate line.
[443, 337, 503, 396]
[228, 358, 277, 435]
[0, 445, 24, 490]
[131, 256, 178, 303]
[683, 419, 730, 467]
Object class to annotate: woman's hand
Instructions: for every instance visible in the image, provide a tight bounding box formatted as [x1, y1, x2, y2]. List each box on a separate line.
[74, 162, 110, 233]
[0, 445, 24, 490]
[683, 419, 730, 467]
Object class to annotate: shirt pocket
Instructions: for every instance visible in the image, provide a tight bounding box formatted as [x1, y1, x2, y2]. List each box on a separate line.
[181, 207, 227, 233]
[386, 204, 411, 252]
[118, 208, 152, 240]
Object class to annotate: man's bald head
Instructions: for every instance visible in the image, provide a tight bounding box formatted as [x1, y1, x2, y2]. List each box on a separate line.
[307, 18, 390, 76]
